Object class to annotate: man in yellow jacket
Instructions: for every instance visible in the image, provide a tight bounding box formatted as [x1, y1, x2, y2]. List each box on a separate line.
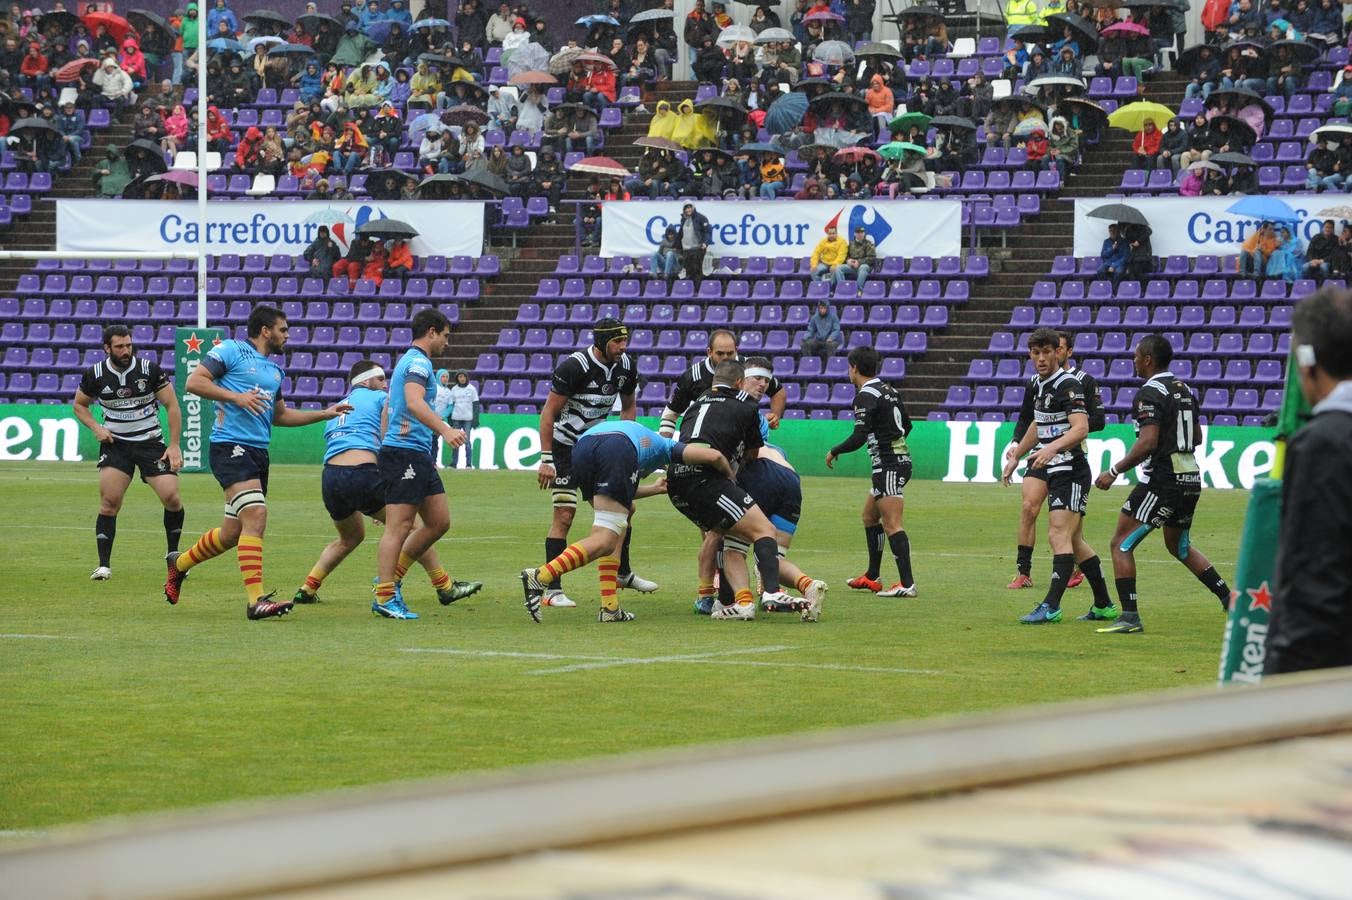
[810, 223, 849, 281]
[1006, 0, 1039, 37]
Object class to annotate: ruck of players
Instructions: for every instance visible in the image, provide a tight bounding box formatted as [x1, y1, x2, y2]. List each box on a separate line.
[74, 306, 1240, 637]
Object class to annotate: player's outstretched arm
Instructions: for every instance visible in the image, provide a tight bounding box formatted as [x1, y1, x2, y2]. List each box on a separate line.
[825, 414, 869, 469]
[682, 445, 734, 480]
[1095, 423, 1159, 490]
[72, 389, 114, 444]
[154, 383, 184, 471]
[274, 396, 353, 427]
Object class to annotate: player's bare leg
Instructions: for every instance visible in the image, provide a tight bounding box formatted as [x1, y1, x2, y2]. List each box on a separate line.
[1162, 525, 1232, 611]
[543, 497, 578, 607]
[874, 495, 917, 597]
[92, 467, 132, 579]
[524, 496, 629, 622]
[374, 495, 449, 617]
[295, 514, 365, 603]
[1067, 512, 1116, 618]
[169, 479, 279, 618]
[769, 529, 826, 622]
[145, 473, 186, 560]
[848, 495, 885, 592]
[713, 506, 782, 620]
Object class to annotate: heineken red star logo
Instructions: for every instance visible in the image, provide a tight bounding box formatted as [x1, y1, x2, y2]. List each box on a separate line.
[184, 333, 203, 354]
[1246, 582, 1274, 613]
[212, 337, 222, 346]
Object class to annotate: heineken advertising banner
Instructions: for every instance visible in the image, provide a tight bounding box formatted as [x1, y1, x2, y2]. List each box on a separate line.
[0, 408, 1279, 489]
[174, 327, 225, 474]
[1218, 479, 1281, 685]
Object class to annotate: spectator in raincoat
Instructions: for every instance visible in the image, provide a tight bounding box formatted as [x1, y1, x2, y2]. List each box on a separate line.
[384, 238, 414, 282]
[647, 99, 676, 139]
[866, 74, 894, 139]
[92, 145, 132, 196]
[672, 98, 716, 149]
[234, 125, 264, 171]
[303, 225, 343, 276]
[206, 0, 239, 36]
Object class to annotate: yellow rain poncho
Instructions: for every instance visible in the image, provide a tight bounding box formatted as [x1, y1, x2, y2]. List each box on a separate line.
[672, 99, 716, 149]
[647, 100, 676, 140]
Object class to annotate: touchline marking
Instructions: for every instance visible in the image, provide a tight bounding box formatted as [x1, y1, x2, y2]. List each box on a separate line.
[0, 633, 82, 640]
[0, 523, 512, 542]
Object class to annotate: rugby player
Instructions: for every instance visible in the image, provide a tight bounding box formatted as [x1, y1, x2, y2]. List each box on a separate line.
[73, 324, 185, 581]
[1093, 334, 1232, 634]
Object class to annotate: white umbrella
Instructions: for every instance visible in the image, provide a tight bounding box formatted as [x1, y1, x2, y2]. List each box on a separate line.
[717, 24, 757, 46]
[246, 35, 285, 52]
[812, 40, 855, 66]
[754, 27, 795, 44]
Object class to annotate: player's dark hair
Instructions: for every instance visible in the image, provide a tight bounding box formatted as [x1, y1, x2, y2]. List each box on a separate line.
[102, 324, 131, 346]
[712, 358, 745, 387]
[247, 305, 286, 337]
[1293, 288, 1352, 378]
[411, 307, 450, 339]
[1028, 327, 1060, 351]
[1056, 330, 1071, 350]
[743, 355, 772, 371]
[848, 345, 880, 377]
[349, 359, 380, 381]
[708, 328, 737, 349]
[1137, 333, 1174, 368]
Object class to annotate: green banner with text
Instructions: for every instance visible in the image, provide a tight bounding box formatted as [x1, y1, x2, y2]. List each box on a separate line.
[173, 327, 225, 474]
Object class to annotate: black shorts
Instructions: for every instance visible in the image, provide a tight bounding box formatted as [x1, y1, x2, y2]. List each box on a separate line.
[322, 463, 386, 521]
[379, 446, 445, 506]
[1122, 479, 1201, 530]
[870, 459, 913, 498]
[668, 473, 757, 534]
[550, 441, 575, 491]
[98, 438, 174, 482]
[1046, 459, 1091, 516]
[208, 441, 270, 493]
[1022, 465, 1049, 483]
[572, 433, 640, 508]
[738, 459, 802, 533]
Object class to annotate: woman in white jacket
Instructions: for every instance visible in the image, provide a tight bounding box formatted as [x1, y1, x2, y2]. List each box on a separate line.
[446, 371, 480, 469]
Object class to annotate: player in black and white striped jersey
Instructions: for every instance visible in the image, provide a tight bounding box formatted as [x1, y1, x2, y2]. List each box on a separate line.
[72, 324, 185, 582]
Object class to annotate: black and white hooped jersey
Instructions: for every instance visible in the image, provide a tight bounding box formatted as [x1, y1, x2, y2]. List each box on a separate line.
[834, 377, 912, 472]
[1033, 370, 1089, 474]
[1015, 366, 1106, 440]
[667, 357, 784, 416]
[77, 356, 171, 443]
[1132, 372, 1202, 486]
[548, 348, 637, 447]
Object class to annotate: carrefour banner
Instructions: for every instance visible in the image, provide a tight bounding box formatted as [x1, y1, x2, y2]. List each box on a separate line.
[1073, 195, 1352, 258]
[55, 200, 485, 257]
[600, 199, 962, 260]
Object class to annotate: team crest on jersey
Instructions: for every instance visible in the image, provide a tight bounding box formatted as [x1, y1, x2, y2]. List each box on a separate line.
[136, 379, 147, 392]
[602, 383, 616, 395]
[117, 387, 132, 398]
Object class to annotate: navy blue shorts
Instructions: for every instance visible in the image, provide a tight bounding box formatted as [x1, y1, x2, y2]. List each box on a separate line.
[737, 458, 802, 533]
[322, 463, 386, 521]
[572, 432, 640, 508]
[378, 446, 445, 506]
[209, 441, 270, 493]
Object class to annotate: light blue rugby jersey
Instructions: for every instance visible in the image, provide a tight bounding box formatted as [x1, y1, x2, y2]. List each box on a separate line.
[202, 339, 285, 449]
[323, 386, 387, 463]
[383, 346, 437, 452]
[583, 420, 687, 477]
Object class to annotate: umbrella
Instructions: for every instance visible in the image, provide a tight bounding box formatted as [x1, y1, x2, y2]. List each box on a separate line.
[1008, 24, 1055, 44]
[268, 43, 317, 58]
[207, 38, 246, 53]
[808, 91, 867, 111]
[1107, 100, 1175, 132]
[834, 146, 879, 164]
[247, 35, 286, 52]
[1175, 44, 1221, 76]
[1099, 21, 1151, 37]
[125, 139, 168, 172]
[1188, 160, 1223, 173]
[509, 70, 556, 86]
[1057, 97, 1109, 125]
[1310, 123, 1352, 144]
[1044, 12, 1099, 53]
[364, 20, 396, 43]
[575, 52, 618, 71]
[856, 42, 903, 60]
[298, 13, 345, 33]
[569, 155, 630, 177]
[1087, 203, 1149, 226]
[696, 95, 749, 123]
[717, 24, 757, 46]
[549, 46, 585, 75]
[409, 18, 451, 30]
[890, 4, 944, 22]
[635, 135, 683, 152]
[459, 167, 511, 196]
[793, 77, 835, 97]
[1209, 114, 1258, 145]
[148, 169, 200, 188]
[366, 167, 417, 184]
[507, 42, 551, 76]
[630, 8, 675, 24]
[1227, 195, 1299, 222]
[38, 10, 80, 32]
[576, 14, 621, 28]
[994, 94, 1041, 114]
[803, 10, 845, 23]
[879, 141, 927, 160]
[416, 174, 467, 197]
[243, 9, 292, 29]
[931, 115, 977, 130]
[54, 58, 99, 84]
[418, 52, 459, 67]
[755, 28, 796, 44]
[813, 40, 855, 66]
[812, 127, 869, 147]
[765, 92, 808, 134]
[1123, 0, 1183, 6]
[1267, 40, 1320, 66]
[82, 11, 135, 43]
[8, 117, 59, 139]
[408, 111, 443, 141]
[1211, 151, 1258, 167]
[127, 9, 168, 33]
[441, 106, 488, 127]
[888, 111, 932, 133]
[357, 218, 419, 239]
[736, 141, 785, 154]
[1027, 75, 1086, 93]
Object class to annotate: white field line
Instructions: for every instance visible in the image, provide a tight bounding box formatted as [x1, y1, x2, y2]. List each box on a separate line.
[0, 522, 512, 542]
[0, 633, 82, 640]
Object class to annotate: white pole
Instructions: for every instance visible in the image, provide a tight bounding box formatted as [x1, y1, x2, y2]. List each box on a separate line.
[196, 9, 209, 329]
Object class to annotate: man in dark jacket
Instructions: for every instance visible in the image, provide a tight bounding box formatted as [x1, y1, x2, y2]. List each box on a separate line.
[303, 225, 343, 276]
[678, 202, 713, 287]
[1123, 222, 1153, 281]
[1267, 288, 1352, 674]
[1305, 219, 1341, 279]
[801, 300, 844, 363]
[835, 223, 879, 288]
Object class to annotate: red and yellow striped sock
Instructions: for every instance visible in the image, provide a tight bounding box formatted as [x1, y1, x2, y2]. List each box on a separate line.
[795, 574, 813, 594]
[302, 564, 327, 596]
[598, 555, 620, 611]
[394, 551, 415, 582]
[427, 565, 452, 591]
[178, 528, 226, 572]
[237, 535, 264, 604]
[697, 577, 717, 599]
[373, 581, 397, 603]
[734, 588, 755, 606]
[540, 543, 589, 583]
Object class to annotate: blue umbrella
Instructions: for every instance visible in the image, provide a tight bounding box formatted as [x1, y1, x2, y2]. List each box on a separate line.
[1227, 195, 1300, 222]
[206, 37, 245, 52]
[410, 18, 449, 30]
[364, 19, 394, 43]
[765, 92, 808, 135]
[576, 14, 620, 27]
[738, 141, 785, 154]
[267, 43, 317, 58]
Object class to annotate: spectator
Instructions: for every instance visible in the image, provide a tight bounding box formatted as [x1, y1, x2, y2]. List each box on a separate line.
[530, 17, 554, 52]
[1227, 162, 1257, 195]
[691, 147, 739, 197]
[1266, 289, 1352, 674]
[1178, 164, 1203, 196]
[693, 35, 725, 84]
[1157, 118, 1187, 173]
[845, 0, 876, 42]
[485, 2, 513, 45]
[1005, 0, 1038, 38]
[92, 145, 132, 196]
[1046, 116, 1078, 180]
[865, 73, 894, 139]
[331, 23, 374, 67]
[332, 120, 367, 174]
[92, 56, 134, 113]
[17, 41, 50, 93]
[303, 225, 343, 276]
[677, 202, 713, 287]
[1306, 219, 1341, 279]
[1268, 226, 1305, 283]
[532, 146, 565, 211]
[836, 224, 878, 288]
[162, 103, 189, 158]
[487, 84, 516, 133]
[650, 224, 681, 279]
[1240, 220, 1278, 276]
[1267, 43, 1301, 99]
[581, 60, 617, 118]
[55, 100, 87, 166]
[385, 238, 414, 282]
[1306, 137, 1343, 192]
[685, 0, 717, 65]
[560, 105, 599, 156]
[1184, 45, 1220, 100]
[206, 0, 239, 35]
[1132, 119, 1162, 171]
[810, 223, 848, 281]
[1331, 65, 1352, 118]
[446, 371, 480, 469]
[1124, 221, 1153, 281]
[801, 300, 843, 362]
[1024, 127, 1049, 170]
[841, 171, 870, 200]
[580, 201, 602, 249]
[418, 127, 450, 174]
[759, 150, 786, 198]
[176, 4, 197, 84]
[1096, 223, 1131, 285]
[120, 38, 149, 90]
[333, 233, 372, 287]
[1177, 113, 1214, 170]
[205, 104, 232, 154]
[504, 143, 533, 196]
[234, 125, 264, 172]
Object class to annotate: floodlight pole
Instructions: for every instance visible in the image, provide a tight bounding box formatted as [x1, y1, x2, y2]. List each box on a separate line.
[197, 9, 209, 328]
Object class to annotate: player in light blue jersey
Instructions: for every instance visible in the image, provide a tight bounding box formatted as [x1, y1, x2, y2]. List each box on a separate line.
[167, 306, 350, 621]
[520, 420, 732, 623]
[373, 308, 470, 620]
[293, 359, 482, 612]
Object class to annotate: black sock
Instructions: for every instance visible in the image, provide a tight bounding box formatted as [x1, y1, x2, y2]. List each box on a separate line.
[1115, 577, 1139, 614]
[1196, 566, 1231, 608]
[716, 549, 735, 605]
[1017, 544, 1034, 578]
[544, 536, 566, 590]
[752, 537, 780, 596]
[1078, 555, 1112, 608]
[1044, 553, 1074, 610]
[864, 524, 884, 578]
[95, 514, 116, 567]
[164, 507, 184, 554]
[617, 526, 633, 577]
[888, 530, 914, 586]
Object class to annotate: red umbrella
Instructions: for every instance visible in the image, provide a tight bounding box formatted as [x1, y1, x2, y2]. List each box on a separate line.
[1099, 21, 1151, 37]
[833, 145, 880, 164]
[508, 70, 556, 85]
[568, 155, 630, 177]
[83, 11, 137, 43]
[575, 52, 618, 70]
[149, 169, 200, 188]
[54, 57, 99, 84]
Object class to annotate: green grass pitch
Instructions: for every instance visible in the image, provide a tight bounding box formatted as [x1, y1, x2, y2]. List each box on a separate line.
[0, 463, 1247, 835]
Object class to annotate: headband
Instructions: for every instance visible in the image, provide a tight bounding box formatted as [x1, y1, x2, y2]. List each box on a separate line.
[744, 367, 773, 380]
[1296, 344, 1316, 368]
[351, 366, 386, 386]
